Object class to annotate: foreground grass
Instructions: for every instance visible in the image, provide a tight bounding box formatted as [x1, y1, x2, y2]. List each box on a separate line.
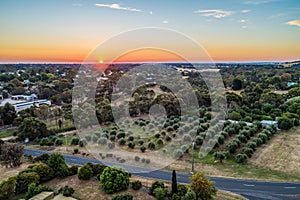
[0, 128, 16, 138]
[190, 151, 300, 182]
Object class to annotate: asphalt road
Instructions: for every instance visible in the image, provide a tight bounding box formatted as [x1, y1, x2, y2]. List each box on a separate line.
[24, 149, 300, 200]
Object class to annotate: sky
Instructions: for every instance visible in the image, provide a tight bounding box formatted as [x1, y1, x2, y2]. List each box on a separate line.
[0, 0, 300, 63]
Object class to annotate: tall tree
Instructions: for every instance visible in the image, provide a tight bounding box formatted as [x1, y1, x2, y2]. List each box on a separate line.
[0, 103, 17, 125]
[18, 117, 49, 141]
[171, 170, 178, 195]
[0, 143, 24, 168]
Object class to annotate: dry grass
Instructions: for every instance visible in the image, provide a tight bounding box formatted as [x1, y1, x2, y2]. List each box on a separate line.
[0, 163, 30, 181]
[249, 128, 300, 175]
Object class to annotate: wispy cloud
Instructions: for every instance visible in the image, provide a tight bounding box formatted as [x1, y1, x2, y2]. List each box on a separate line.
[241, 26, 248, 28]
[162, 20, 169, 24]
[239, 19, 248, 23]
[244, 0, 277, 5]
[149, 11, 153, 15]
[72, 3, 82, 7]
[286, 20, 300, 27]
[194, 9, 233, 19]
[95, 3, 142, 12]
[241, 9, 251, 13]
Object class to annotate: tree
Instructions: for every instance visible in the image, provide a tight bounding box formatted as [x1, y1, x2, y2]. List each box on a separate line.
[171, 170, 178, 195]
[213, 151, 226, 163]
[18, 117, 50, 141]
[149, 181, 165, 195]
[0, 177, 17, 200]
[0, 143, 24, 167]
[31, 163, 54, 182]
[100, 166, 130, 194]
[232, 78, 242, 90]
[189, 172, 217, 200]
[25, 183, 53, 200]
[181, 188, 197, 200]
[47, 153, 69, 178]
[235, 153, 248, 163]
[16, 172, 40, 194]
[78, 164, 93, 180]
[0, 103, 17, 125]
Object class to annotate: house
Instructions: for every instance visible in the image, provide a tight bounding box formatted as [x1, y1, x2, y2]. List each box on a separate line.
[11, 94, 37, 101]
[261, 120, 278, 129]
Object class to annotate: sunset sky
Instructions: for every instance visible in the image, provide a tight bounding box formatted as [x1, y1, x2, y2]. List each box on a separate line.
[0, 0, 300, 63]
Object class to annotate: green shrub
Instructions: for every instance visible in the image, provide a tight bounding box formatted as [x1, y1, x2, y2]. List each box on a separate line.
[140, 146, 146, 152]
[100, 166, 130, 194]
[128, 141, 135, 149]
[71, 137, 80, 145]
[148, 142, 155, 150]
[16, 172, 40, 194]
[33, 154, 49, 163]
[149, 181, 165, 195]
[92, 164, 106, 176]
[235, 153, 248, 163]
[31, 163, 54, 182]
[79, 139, 87, 147]
[0, 177, 17, 200]
[153, 187, 166, 200]
[78, 164, 93, 180]
[176, 184, 188, 197]
[73, 148, 79, 154]
[25, 183, 53, 200]
[112, 194, 133, 200]
[47, 153, 69, 178]
[68, 165, 79, 176]
[131, 180, 142, 190]
[58, 186, 75, 197]
[55, 138, 63, 146]
[181, 188, 197, 200]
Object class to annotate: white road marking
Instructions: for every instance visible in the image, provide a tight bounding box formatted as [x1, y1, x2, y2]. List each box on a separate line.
[243, 184, 255, 187]
[284, 187, 296, 189]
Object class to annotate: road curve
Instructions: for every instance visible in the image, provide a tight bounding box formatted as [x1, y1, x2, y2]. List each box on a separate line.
[24, 149, 300, 200]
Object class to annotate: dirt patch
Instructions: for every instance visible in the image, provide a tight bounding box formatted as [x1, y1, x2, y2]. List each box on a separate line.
[0, 163, 30, 181]
[249, 129, 300, 175]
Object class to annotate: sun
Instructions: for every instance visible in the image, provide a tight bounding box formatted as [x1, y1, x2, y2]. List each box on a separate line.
[99, 60, 104, 64]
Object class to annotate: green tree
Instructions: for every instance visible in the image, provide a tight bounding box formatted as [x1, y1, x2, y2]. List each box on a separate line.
[16, 172, 40, 194]
[100, 166, 130, 194]
[0, 103, 17, 125]
[153, 187, 166, 200]
[232, 78, 242, 90]
[171, 170, 178, 195]
[18, 117, 50, 141]
[31, 163, 54, 182]
[278, 117, 293, 130]
[189, 172, 217, 200]
[47, 153, 69, 178]
[181, 188, 197, 200]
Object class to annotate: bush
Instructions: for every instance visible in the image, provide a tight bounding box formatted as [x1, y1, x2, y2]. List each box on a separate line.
[112, 194, 133, 200]
[78, 164, 93, 180]
[177, 184, 188, 197]
[58, 186, 75, 197]
[242, 147, 254, 158]
[73, 148, 79, 154]
[128, 135, 134, 141]
[68, 165, 79, 176]
[33, 154, 49, 163]
[165, 135, 172, 142]
[157, 138, 164, 145]
[149, 181, 165, 195]
[16, 172, 40, 194]
[71, 137, 80, 145]
[140, 146, 146, 152]
[148, 142, 155, 150]
[25, 183, 53, 200]
[235, 153, 248, 163]
[118, 138, 126, 145]
[79, 139, 87, 147]
[47, 153, 69, 178]
[189, 172, 217, 199]
[97, 138, 107, 145]
[128, 141, 135, 149]
[183, 134, 192, 142]
[92, 164, 106, 176]
[278, 117, 293, 130]
[31, 163, 54, 182]
[55, 138, 63, 146]
[153, 187, 166, 200]
[100, 166, 130, 194]
[181, 188, 197, 200]
[0, 177, 16, 200]
[108, 141, 115, 149]
[131, 180, 142, 190]
[173, 149, 183, 159]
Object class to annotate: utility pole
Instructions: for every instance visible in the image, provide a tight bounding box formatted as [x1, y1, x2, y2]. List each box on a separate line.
[191, 140, 195, 174]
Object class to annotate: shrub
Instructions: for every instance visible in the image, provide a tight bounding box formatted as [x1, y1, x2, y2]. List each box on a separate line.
[71, 137, 80, 145]
[118, 138, 126, 145]
[153, 187, 166, 200]
[16, 172, 40, 194]
[278, 117, 293, 130]
[47, 153, 69, 178]
[117, 132, 126, 139]
[183, 134, 192, 142]
[181, 188, 197, 200]
[149, 181, 165, 194]
[173, 149, 183, 159]
[79, 139, 87, 147]
[31, 163, 54, 182]
[112, 194, 133, 200]
[138, 140, 144, 145]
[213, 151, 226, 163]
[58, 186, 75, 197]
[85, 135, 92, 142]
[189, 172, 217, 199]
[157, 138, 164, 145]
[128, 135, 134, 141]
[134, 156, 140, 162]
[181, 144, 189, 153]
[242, 147, 254, 158]
[0, 177, 16, 200]
[140, 146, 146, 152]
[97, 138, 107, 145]
[258, 133, 269, 144]
[177, 184, 188, 197]
[100, 166, 130, 194]
[92, 164, 106, 176]
[128, 141, 135, 149]
[73, 148, 79, 154]
[165, 135, 172, 142]
[78, 164, 93, 180]
[33, 154, 49, 163]
[131, 180, 142, 190]
[68, 165, 79, 176]
[55, 138, 63, 146]
[108, 141, 115, 149]
[235, 153, 248, 163]
[25, 183, 53, 200]
[148, 142, 155, 150]
[247, 142, 257, 150]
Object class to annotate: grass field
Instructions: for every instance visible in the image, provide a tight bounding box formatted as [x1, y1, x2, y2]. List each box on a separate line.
[0, 128, 16, 138]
